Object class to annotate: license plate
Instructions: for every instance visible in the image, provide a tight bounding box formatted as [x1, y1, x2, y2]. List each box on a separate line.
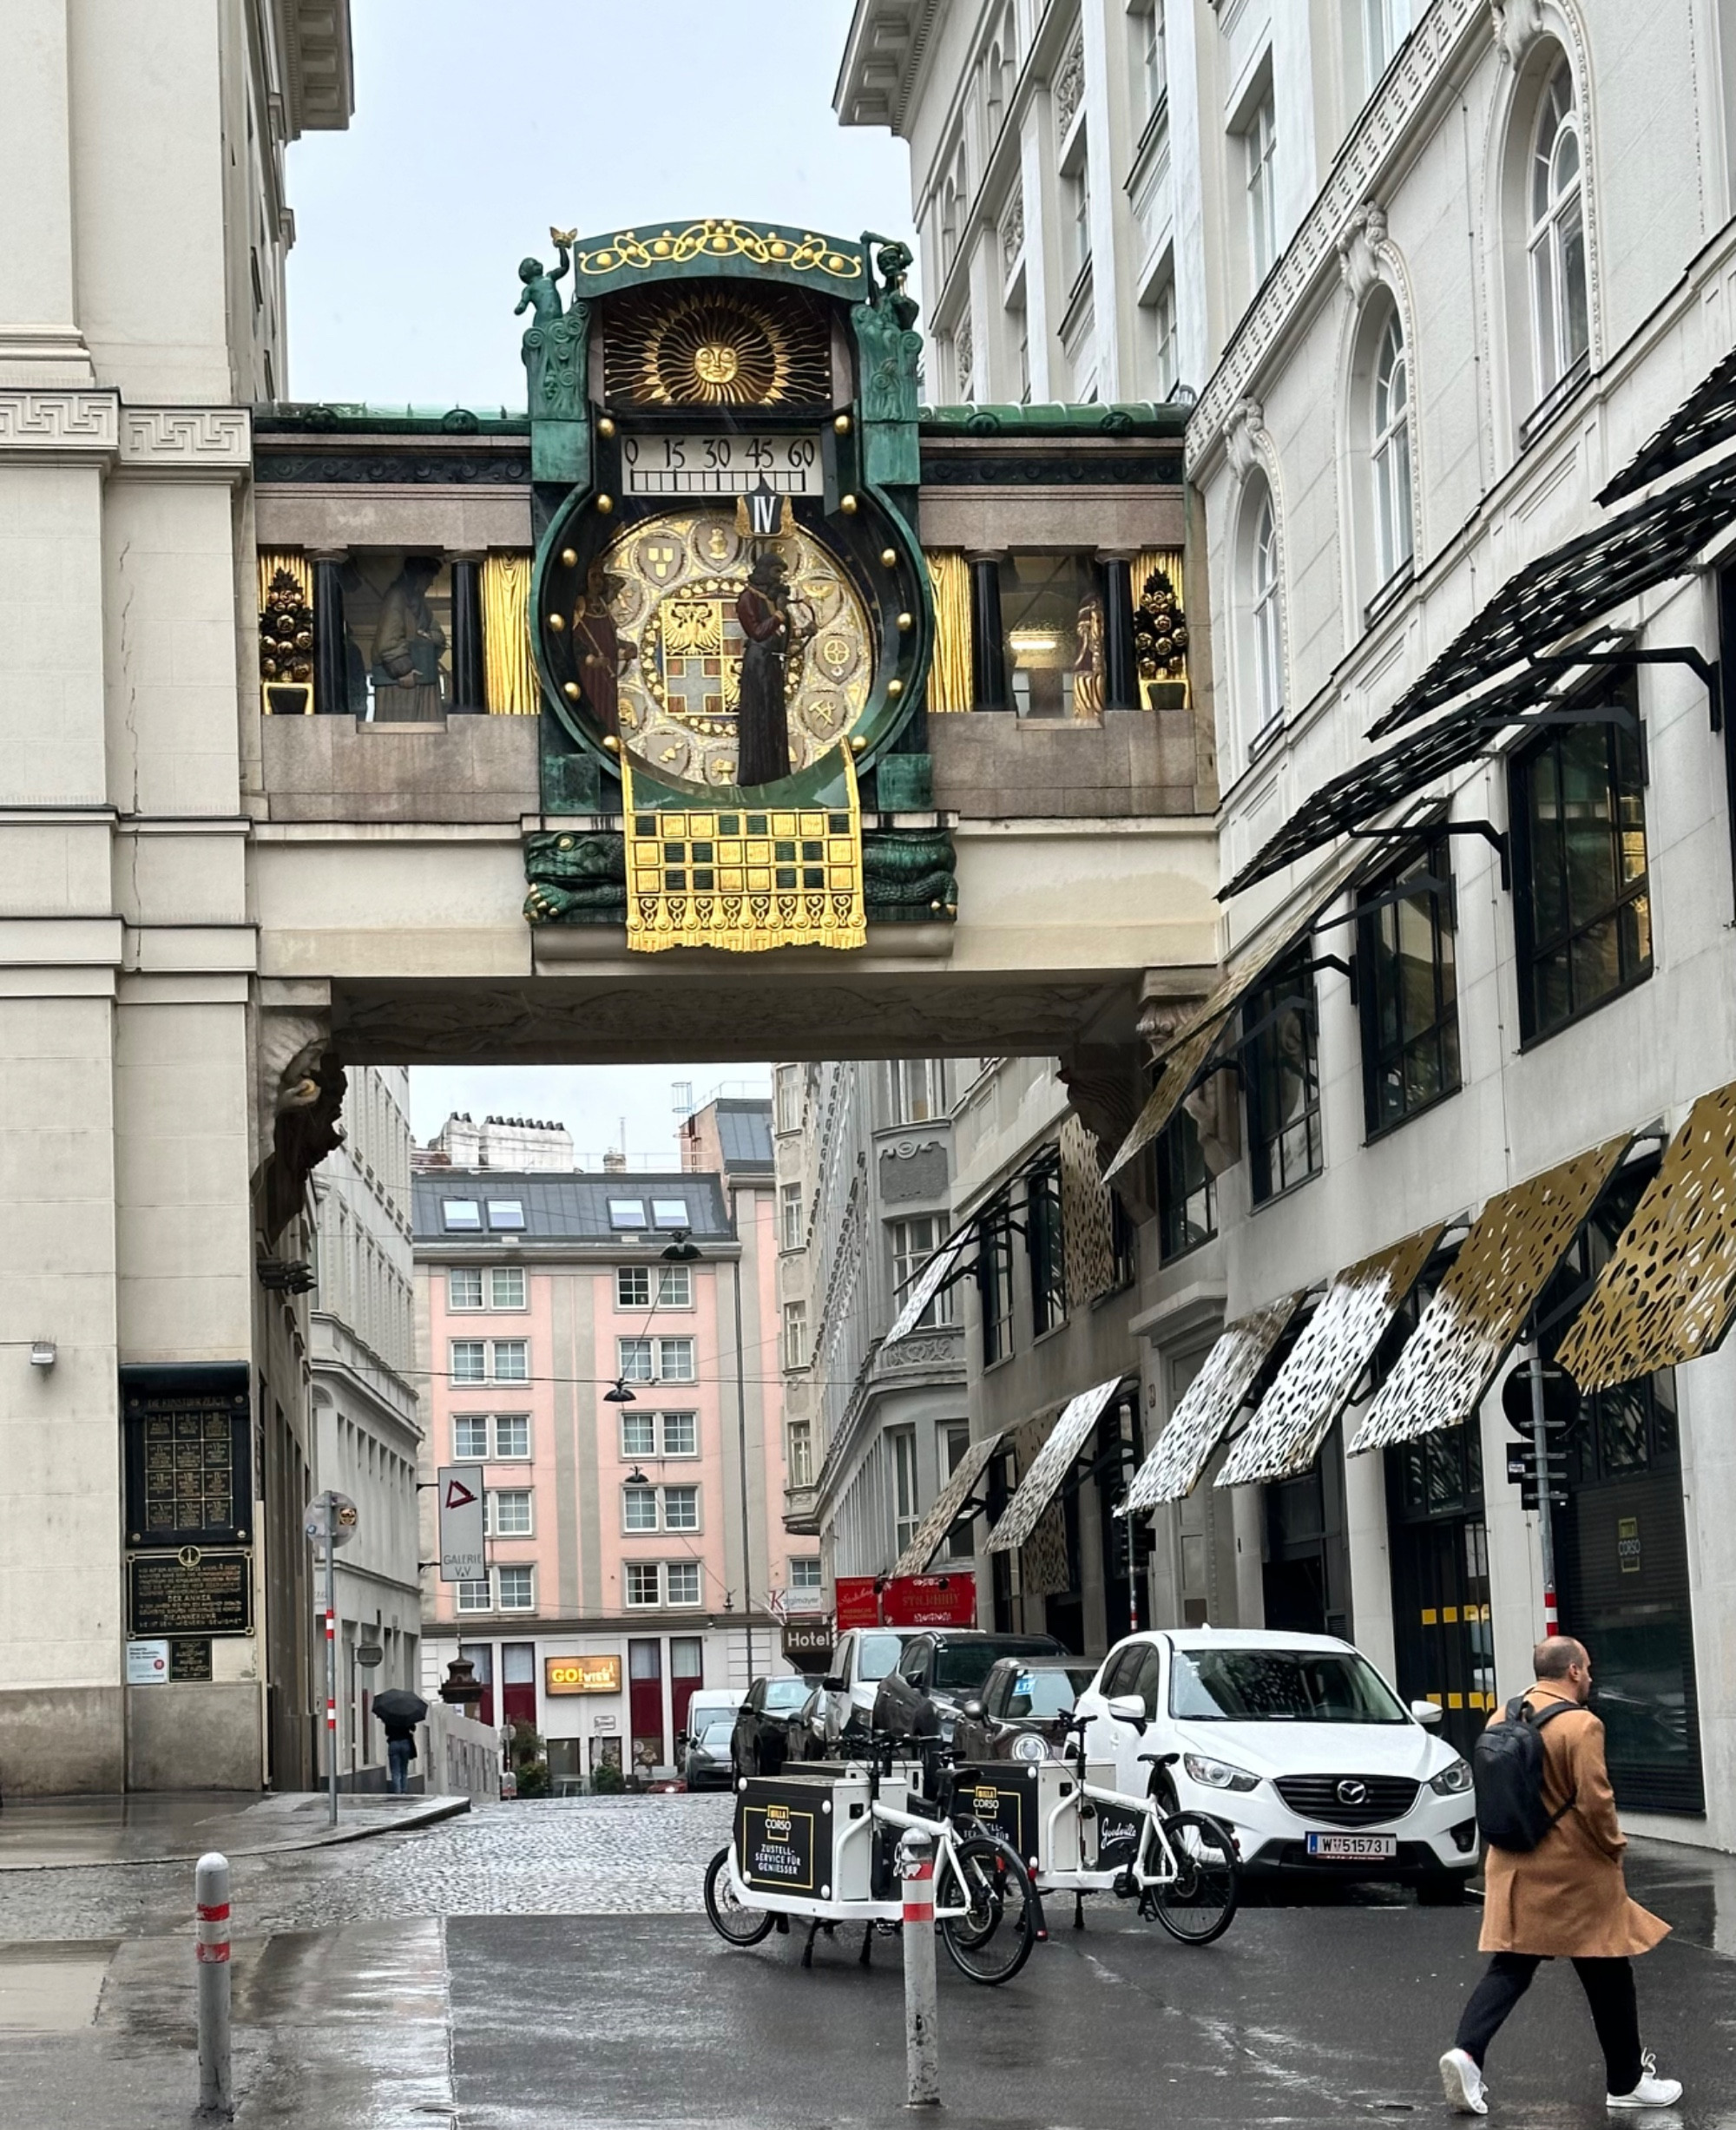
[1306, 1832, 1397, 1860]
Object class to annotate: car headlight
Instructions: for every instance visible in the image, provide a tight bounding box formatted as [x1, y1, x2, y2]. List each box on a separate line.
[938, 1714, 956, 1743]
[1011, 1731, 1048, 1765]
[1181, 1752, 1260, 1793]
[1430, 1758, 1474, 1797]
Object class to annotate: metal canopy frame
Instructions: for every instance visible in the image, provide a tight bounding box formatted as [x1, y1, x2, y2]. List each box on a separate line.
[887, 1430, 1007, 1577]
[984, 1376, 1128, 1555]
[1600, 346, 1736, 505]
[1371, 460, 1736, 737]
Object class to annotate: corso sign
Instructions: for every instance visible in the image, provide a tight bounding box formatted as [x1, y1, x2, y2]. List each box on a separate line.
[737, 1784, 819, 1896]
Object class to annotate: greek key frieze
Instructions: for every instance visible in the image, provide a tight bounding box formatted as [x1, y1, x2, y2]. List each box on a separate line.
[0, 389, 119, 452]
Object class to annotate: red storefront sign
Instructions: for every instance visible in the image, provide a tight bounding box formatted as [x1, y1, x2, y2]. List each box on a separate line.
[834, 1573, 976, 1630]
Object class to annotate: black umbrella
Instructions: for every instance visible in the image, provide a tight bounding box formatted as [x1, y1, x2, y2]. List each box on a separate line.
[372, 1689, 428, 1726]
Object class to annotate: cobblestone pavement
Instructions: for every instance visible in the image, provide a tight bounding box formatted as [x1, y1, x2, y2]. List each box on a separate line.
[0, 1794, 734, 1944]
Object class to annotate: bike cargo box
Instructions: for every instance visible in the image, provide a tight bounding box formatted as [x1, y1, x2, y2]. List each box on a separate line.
[951, 1759, 1117, 1875]
[734, 1765, 917, 1903]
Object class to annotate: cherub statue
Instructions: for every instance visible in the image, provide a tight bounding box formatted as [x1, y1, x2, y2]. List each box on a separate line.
[517, 228, 588, 418]
[515, 234, 571, 330]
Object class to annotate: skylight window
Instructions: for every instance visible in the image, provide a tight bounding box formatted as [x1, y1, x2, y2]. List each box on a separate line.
[487, 1200, 526, 1231]
[442, 1200, 482, 1232]
[608, 1198, 648, 1230]
[652, 1198, 691, 1229]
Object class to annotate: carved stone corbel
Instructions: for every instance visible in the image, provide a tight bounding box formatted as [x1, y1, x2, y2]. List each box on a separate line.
[1338, 203, 1389, 305]
[1226, 398, 1265, 483]
[255, 992, 346, 1248]
[1489, 0, 1546, 66]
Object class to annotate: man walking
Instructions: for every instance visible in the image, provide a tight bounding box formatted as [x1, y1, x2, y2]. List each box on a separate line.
[1440, 1637, 1679, 2114]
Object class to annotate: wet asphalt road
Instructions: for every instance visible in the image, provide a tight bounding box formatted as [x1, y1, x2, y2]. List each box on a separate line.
[0, 1797, 1731, 2129]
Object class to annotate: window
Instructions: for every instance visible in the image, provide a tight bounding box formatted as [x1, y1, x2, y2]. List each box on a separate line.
[1358, 839, 1460, 1134]
[891, 1427, 920, 1557]
[977, 1199, 1016, 1365]
[1066, 149, 1092, 283]
[608, 1198, 647, 1230]
[783, 1300, 807, 1371]
[787, 1419, 814, 1488]
[1245, 94, 1278, 282]
[1529, 60, 1589, 409]
[450, 1340, 486, 1384]
[486, 1200, 524, 1231]
[449, 1268, 483, 1312]
[985, 43, 1005, 138]
[1250, 490, 1285, 738]
[453, 1416, 490, 1460]
[781, 1182, 804, 1252]
[666, 1561, 701, 1607]
[774, 1066, 802, 1134]
[663, 1485, 699, 1531]
[490, 1339, 528, 1384]
[621, 1410, 655, 1458]
[1510, 700, 1651, 1042]
[1026, 1163, 1066, 1336]
[1144, 273, 1179, 401]
[490, 1489, 533, 1536]
[941, 176, 960, 274]
[625, 1561, 661, 1607]
[661, 1410, 697, 1456]
[490, 1266, 525, 1311]
[656, 1336, 695, 1383]
[652, 1198, 690, 1230]
[1157, 1108, 1218, 1260]
[455, 1578, 491, 1614]
[1014, 301, 1031, 404]
[891, 1216, 955, 1331]
[618, 1337, 654, 1382]
[1371, 312, 1413, 588]
[791, 1556, 823, 1593]
[1364, 0, 1410, 86]
[1135, 0, 1167, 121]
[617, 1266, 651, 1309]
[1242, 951, 1323, 1204]
[623, 1485, 659, 1532]
[442, 1200, 481, 1232]
[495, 1414, 529, 1459]
[657, 1266, 693, 1308]
[944, 1423, 975, 1560]
[496, 1566, 534, 1611]
[1000, 554, 1096, 719]
[890, 1059, 944, 1124]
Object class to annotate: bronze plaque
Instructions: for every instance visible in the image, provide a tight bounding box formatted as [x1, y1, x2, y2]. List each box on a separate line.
[168, 1637, 214, 1682]
[128, 1552, 252, 1638]
[122, 1364, 251, 1548]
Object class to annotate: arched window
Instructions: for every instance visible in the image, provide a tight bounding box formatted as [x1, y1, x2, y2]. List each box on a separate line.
[1371, 311, 1412, 585]
[987, 42, 1005, 136]
[1249, 487, 1285, 737]
[941, 179, 959, 273]
[1529, 61, 1588, 399]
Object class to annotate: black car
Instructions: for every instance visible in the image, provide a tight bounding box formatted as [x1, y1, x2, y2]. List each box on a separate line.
[682, 1716, 737, 1791]
[951, 1656, 1100, 1764]
[729, 1673, 818, 1778]
[871, 1631, 1069, 1763]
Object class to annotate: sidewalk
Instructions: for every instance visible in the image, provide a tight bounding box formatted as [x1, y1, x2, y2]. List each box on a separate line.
[0, 1791, 468, 1871]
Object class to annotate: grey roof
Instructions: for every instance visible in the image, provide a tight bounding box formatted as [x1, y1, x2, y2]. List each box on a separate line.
[713, 1099, 773, 1174]
[412, 1169, 733, 1246]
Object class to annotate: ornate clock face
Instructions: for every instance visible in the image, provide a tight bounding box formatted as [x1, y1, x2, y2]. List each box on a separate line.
[584, 507, 873, 787]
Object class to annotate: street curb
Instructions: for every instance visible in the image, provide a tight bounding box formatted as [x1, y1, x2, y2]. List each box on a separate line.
[0, 1793, 472, 1873]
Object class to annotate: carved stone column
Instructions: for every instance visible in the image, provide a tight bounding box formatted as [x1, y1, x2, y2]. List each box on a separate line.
[1098, 552, 1139, 711]
[310, 550, 349, 716]
[967, 550, 1009, 711]
[449, 552, 485, 713]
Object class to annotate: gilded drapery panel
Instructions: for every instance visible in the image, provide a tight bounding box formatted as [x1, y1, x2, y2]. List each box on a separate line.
[483, 549, 538, 714]
[924, 548, 971, 712]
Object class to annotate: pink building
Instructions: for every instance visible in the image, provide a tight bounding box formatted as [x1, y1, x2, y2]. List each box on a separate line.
[414, 1101, 818, 1784]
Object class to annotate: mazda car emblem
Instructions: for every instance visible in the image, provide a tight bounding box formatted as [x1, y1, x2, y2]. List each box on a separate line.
[1337, 1778, 1368, 1805]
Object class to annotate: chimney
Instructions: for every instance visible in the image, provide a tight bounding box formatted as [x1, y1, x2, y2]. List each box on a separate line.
[602, 1149, 628, 1173]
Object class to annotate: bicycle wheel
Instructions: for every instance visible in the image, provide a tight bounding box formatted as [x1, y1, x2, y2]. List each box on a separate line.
[1150, 1812, 1239, 1946]
[936, 1835, 1038, 1985]
[704, 1845, 775, 1948]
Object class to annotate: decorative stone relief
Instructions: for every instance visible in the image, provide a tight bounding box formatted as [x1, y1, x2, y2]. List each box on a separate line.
[1054, 39, 1086, 135]
[1489, 0, 1546, 64]
[878, 1140, 950, 1202]
[1337, 204, 1390, 304]
[954, 316, 975, 398]
[0, 389, 118, 453]
[1225, 398, 1266, 483]
[119, 407, 251, 473]
[1002, 193, 1025, 273]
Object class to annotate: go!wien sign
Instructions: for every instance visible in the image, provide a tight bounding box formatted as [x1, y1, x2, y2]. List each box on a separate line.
[834, 1572, 976, 1631]
[544, 1654, 623, 1696]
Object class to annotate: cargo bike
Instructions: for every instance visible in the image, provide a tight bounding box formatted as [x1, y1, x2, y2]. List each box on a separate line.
[703, 1732, 1043, 1984]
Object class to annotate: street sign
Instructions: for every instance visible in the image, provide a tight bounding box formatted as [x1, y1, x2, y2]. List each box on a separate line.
[1502, 1360, 1580, 1436]
[303, 1491, 358, 1548]
[437, 1464, 486, 1582]
[356, 1643, 385, 1668]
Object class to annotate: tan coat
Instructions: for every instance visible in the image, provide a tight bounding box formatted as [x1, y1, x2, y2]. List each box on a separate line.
[1478, 1681, 1669, 1958]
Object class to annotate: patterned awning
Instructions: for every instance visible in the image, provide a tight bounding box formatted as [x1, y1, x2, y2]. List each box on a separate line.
[1599, 345, 1736, 504]
[985, 1377, 1127, 1554]
[888, 1431, 1006, 1578]
[1121, 1293, 1305, 1509]
[884, 1226, 975, 1346]
[1350, 1137, 1631, 1454]
[1557, 1081, 1736, 1391]
[1217, 1227, 1443, 1489]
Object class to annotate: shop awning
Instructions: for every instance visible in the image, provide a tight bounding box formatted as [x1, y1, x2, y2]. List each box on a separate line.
[1599, 345, 1736, 505]
[1216, 1226, 1443, 1489]
[1557, 1081, 1736, 1391]
[1120, 1292, 1306, 1509]
[985, 1376, 1127, 1555]
[1371, 459, 1736, 737]
[1350, 1136, 1631, 1454]
[884, 1224, 975, 1345]
[888, 1430, 1006, 1578]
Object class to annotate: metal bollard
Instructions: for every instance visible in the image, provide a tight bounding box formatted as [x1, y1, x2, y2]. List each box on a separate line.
[897, 1826, 941, 2108]
[194, 1851, 233, 2118]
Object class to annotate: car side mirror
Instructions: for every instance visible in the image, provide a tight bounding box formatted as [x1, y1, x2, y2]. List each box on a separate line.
[1107, 1693, 1148, 1732]
[822, 1676, 845, 1692]
[1410, 1699, 1444, 1727]
[960, 1699, 985, 1721]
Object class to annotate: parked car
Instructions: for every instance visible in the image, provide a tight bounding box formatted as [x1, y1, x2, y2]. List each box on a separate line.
[682, 1716, 737, 1791]
[951, 1655, 1100, 1764]
[790, 1626, 918, 1759]
[730, 1673, 819, 1778]
[871, 1631, 1069, 1760]
[1071, 1627, 1478, 1903]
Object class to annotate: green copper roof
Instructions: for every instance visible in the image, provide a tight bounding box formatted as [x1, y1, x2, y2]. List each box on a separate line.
[560, 217, 871, 299]
[918, 401, 1188, 437]
[253, 403, 529, 436]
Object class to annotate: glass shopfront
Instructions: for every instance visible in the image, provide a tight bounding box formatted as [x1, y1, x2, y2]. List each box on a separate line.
[1384, 1423, 1493, 1762]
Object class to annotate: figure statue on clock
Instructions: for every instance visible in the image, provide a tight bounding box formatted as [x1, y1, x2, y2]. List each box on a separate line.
[733, 552, 814, 786]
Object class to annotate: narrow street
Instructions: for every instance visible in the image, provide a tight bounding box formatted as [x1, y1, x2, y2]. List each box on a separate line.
[3, 1799, 1732, 2130]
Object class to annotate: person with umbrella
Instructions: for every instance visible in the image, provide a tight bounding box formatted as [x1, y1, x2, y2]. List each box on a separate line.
[372, 1687, 428, 1795]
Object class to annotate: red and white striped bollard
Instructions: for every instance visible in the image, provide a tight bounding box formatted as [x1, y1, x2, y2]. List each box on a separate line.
[194, 1851, 233, 2116]
[898, 1825, 940, 2107]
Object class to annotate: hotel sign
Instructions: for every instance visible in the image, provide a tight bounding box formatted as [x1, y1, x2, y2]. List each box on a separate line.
[544, 1654, 623, 1696]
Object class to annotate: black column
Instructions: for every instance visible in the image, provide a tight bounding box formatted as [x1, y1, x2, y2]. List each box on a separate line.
[311, 555, 348, 716]
[1101, 556, 1139, 711]
[969, 552, 1009, 711]
[450, 556, 485, 712]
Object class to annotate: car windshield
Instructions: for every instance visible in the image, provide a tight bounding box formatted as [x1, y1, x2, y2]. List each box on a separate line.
[933, 1640, 1058, 1693]
[1003, 1667, 1096, 1719]
[764, 1679, 812, 1711]
[858, 1633, 905, 1681]
[698, 1721, 733, 1750]
[1170, 1647, 1409, 1724]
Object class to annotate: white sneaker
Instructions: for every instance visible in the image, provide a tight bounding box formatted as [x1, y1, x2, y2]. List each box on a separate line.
[1440, 2048, 1489, 2115]
[1608, 2054, 1683, 2110]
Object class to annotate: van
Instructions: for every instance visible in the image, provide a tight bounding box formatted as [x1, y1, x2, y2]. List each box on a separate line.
[681, 1687, 743, 1746]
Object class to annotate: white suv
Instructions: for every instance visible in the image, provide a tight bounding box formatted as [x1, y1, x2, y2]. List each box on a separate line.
[1073, 1627, 1478, 1902]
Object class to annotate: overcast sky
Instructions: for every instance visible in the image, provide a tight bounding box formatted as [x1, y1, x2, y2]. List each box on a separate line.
[285, 3, 911, 1156]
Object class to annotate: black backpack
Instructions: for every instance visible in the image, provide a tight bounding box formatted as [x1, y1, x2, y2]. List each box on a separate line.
[1472, 1696, 1578, 1851]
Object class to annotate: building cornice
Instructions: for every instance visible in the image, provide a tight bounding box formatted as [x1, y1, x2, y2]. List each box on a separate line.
[0, 391, 251, 482]
[834, 0, 947, 135]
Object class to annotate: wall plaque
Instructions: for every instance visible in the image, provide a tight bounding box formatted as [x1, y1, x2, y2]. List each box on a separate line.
[128, 1551, 253, 1638]
[122, 1363, 252, 1548]
[168, 1637, 214, 1682]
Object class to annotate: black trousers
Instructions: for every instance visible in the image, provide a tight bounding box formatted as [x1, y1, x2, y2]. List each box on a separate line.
[1456, 1952, 1642, 2094]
